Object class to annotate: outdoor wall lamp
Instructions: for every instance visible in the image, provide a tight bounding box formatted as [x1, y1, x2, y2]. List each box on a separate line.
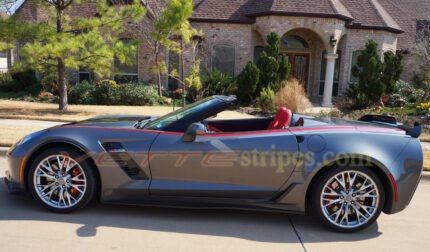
[329, 35, 337, 47]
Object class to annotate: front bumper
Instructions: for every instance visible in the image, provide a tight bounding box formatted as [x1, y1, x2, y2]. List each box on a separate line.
[4, 170, 24, 193]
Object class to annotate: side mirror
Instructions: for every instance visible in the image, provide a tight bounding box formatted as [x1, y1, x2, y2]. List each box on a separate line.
[183, 123, 206, 142]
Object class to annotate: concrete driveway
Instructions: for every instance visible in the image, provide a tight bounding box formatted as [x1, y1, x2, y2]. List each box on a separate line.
[1, 156, 430, 252]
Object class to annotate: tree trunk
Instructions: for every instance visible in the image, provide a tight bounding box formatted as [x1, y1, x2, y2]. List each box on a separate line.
[56, 4, 68, 111]
[180, 39, 185, 107]
[154, 43, 162, 96]
[157, 73, 162, 96]
[58, 58, 68, 111]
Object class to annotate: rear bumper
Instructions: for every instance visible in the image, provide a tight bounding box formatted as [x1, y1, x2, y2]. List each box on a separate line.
[4, 170, 24, 194]
[385, 139, 423, 214]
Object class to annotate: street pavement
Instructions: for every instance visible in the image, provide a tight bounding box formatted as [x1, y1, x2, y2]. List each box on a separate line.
[421, 141, 430, 150]
[1, 156, 430, 252]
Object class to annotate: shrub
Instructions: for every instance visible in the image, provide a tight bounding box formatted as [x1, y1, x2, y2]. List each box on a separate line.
[257, 87, 275, 113]
[121, 84, 160, 105]
[256, 32, 290, 94]
[185, 61, 202, 100]
[346, 83, 371, 109]
[11, 69, 38, 89]
[97, 79, 118, 87]
[350, 40, 384, 106]
[1, 70, 39, 92]
[201, 69, 234, 97]
[236, 61, 259, 103]
[1, 70, 41, 94]
[396, 80, 425, 104]
[69, 81, 96, 104]
[0, 72, 18, 92]
[318, 108, 342, 118]
[349, 40, 403, 107]
[417, 101, 430, 110]
[256, 51, 278, 91]
[93, 82, 122, 105]
[69, 81, 162, 106]
[26, 83, 43, 96]
[276, 55, 290, 91]
[41, 70, 60, 94]
[417, 101, 430, 114]
[275, 79, 312, 113]
[382, 51, 403, 95]
[412, 72, 430, 100]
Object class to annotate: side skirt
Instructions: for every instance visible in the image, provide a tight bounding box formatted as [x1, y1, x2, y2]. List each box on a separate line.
[101, 197, 305, 214]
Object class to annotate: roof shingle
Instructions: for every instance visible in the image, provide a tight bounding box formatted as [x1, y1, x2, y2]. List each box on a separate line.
[191, 0, 402, 33]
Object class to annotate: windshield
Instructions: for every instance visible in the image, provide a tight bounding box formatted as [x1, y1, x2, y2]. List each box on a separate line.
[143, 97, 220, 130]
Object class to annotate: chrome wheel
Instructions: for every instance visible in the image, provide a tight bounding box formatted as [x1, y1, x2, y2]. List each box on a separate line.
[33, 155, 87, 209]
[320, 170, 380, 229]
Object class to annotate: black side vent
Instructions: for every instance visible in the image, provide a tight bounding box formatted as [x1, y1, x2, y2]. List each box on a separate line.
[101, 142, 148, 180]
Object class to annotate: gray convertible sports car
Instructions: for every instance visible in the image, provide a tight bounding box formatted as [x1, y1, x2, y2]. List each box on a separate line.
[4, 95, 423, 232]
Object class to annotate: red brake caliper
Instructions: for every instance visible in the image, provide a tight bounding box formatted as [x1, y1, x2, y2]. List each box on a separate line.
[70, 168, 81, 197]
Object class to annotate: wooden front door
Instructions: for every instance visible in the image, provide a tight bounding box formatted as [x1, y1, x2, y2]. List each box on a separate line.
[286, 53, 309, 90]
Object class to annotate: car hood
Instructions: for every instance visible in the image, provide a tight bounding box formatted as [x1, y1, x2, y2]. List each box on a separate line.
[64, 115, 158, 128]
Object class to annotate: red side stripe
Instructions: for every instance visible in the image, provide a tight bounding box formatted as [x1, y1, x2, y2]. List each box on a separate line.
[60, 125, 404, 137]
[388, 173, 399, 202]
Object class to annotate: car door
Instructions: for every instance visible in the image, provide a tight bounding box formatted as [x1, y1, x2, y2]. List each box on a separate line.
[148, 130, 300, 200]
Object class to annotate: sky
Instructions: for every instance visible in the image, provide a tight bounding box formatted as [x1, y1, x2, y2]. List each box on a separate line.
[1, 0, 24, 15]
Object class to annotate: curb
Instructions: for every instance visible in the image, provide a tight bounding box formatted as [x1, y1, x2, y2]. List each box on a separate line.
[421, 171, 430, 181]
[0, 147, 9, 156]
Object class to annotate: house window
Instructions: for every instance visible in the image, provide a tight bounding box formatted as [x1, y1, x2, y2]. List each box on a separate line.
[281, 35, 310, 49]
[212, 44, 235, 76]
[254, 46, 264, 62]
[168, 51, 180, 91]
[416, 20, 430, 34]
[114, 39, 138, 83]
[79, 69, 92, 83]
[0, 50, 7, 73]
[319, 50, 341, 96]
[349, 50, 363, 83]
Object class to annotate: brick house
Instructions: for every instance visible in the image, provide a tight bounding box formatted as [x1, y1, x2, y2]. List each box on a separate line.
[9, 0, 430, 106]
[0, 11, 10, 73]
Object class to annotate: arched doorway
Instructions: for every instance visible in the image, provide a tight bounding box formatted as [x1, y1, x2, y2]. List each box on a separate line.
[281, 35, 310, 89]
[281, 29, 327, 100]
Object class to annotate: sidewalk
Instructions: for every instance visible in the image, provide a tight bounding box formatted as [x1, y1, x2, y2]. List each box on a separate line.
[0, 119, 64, 128]
[0, 147, 7, 156]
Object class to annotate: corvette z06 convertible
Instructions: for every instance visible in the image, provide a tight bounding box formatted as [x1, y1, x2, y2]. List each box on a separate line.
[4, 96, 423, 232]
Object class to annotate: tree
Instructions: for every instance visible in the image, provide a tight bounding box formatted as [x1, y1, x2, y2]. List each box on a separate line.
[150, 0, 198, 98]
[184, 60, 202, 100]
[382, 51, 403, 95]
[349, 40, 403, 107]
[416, 20, 430, 72]
[236, 61, 260, 102]
[278, 54, 291, 89]
[1, 0, 146, 111]
[351, 40, 384, 105]
[256, 32, 290, 94]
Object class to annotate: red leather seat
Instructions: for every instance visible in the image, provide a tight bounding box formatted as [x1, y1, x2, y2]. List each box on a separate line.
[207, 124, 222, 132]
[267, 107, 292, 130]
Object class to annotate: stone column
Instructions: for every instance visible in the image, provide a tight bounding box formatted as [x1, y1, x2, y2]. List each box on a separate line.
[7, 49, 13, 70]
[322, 53, 338, 107]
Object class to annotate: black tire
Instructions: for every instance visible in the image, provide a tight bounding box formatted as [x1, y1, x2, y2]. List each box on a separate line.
[311, 166, 385, 233]
[28, 147, 98, 213]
